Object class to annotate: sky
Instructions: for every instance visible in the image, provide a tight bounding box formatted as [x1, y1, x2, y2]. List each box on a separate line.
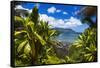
[14, 2, 91, 32]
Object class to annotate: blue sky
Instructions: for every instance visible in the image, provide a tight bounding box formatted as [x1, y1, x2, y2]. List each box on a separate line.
[15, 2, 92, 32]
[21, 2, 82, 19]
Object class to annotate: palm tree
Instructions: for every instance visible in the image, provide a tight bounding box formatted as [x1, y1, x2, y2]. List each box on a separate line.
[14, 6, 58, 66]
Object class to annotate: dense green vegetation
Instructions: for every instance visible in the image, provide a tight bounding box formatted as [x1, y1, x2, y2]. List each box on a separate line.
[67, 7, 97, 63]
[14, 6, 65, 66]
[14, 6, 97, 66]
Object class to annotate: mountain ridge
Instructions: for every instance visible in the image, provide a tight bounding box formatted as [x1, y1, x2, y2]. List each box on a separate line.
[51, 28, 81, 34]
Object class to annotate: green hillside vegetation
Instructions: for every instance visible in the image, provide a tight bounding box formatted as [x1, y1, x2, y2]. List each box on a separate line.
[14, 6, 97, 66]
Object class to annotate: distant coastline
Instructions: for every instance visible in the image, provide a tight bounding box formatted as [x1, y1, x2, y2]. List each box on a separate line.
[51, 28, 81, 43]
[51, 28, 82, 34]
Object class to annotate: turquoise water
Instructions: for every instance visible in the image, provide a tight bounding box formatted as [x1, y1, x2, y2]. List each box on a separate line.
[52, 28, 81, 44]
[55, 32, 80, 43]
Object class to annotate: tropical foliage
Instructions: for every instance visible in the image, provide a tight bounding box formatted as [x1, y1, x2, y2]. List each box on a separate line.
[68, 27, 97, 63]
[14, 6, 97, 66]
[67, 7, 97, 63]
[14, 6, 65, 66]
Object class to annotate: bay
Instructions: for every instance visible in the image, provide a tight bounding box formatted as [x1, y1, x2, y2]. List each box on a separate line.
[52, 28, 81, 44]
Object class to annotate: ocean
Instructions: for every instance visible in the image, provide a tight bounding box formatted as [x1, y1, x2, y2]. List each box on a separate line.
[52, 28, 81, 44]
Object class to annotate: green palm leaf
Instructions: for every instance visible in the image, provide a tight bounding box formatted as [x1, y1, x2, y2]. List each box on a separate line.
[17, 40, 28, 53]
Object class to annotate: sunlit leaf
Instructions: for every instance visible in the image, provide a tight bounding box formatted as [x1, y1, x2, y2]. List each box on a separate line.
[34, 31, 46, 45]
[15, 16, 24, 23]
[17, 40, 28, 53]
[15, 30, 27, 36]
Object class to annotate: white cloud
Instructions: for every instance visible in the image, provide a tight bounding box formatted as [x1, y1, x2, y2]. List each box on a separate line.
[68, 17, 82, 25]
[15, 5, 82, 29]
[15, 5, 32, 13]
[47, 6, 56, 13]
[65, 17, 82, 27]
[39, 14, 55, 22]
[47, 6, 69, 15]
[63, 12, 68, 15]
[56, 10, 61, 13]
[15, 5, 26, 10]
[28, 9, 32, 13]
[39, 14, 82, 29]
